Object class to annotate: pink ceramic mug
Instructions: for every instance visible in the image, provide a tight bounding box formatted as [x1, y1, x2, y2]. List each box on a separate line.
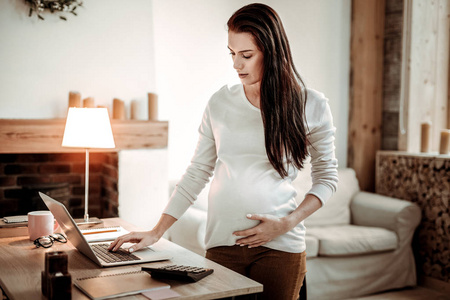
[28, 211, 58, 241]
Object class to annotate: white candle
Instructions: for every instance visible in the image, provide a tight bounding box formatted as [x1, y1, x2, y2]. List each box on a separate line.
[68, 91, 81, 108]
[420, 122, 431, 153]
[439, 129, 450, 154]
[83, 97, 95, 108]
[148, 93, 158, 121]
[113, 98, 125, 120]
[130, 100, 139, 120]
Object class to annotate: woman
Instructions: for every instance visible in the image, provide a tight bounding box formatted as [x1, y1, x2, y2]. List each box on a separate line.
[110, 3, 338, 299]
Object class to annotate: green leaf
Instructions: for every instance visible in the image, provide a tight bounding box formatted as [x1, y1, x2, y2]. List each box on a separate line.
[25, 0, 82, 21]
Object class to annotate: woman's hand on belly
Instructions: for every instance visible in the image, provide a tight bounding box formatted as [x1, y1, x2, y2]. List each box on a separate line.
[233, 213, 291, 248]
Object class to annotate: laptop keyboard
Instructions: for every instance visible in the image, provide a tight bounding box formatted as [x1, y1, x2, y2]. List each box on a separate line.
[91, 243, 141, 263]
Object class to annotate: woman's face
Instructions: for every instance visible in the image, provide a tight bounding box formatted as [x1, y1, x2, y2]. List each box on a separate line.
[228, 31, 264, 86]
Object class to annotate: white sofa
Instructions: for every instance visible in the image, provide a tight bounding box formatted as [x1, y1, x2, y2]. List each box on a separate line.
[165, 166, 421, 299]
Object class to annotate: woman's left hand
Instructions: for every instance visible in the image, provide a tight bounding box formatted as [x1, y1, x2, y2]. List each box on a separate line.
[233, 214, 292, 248]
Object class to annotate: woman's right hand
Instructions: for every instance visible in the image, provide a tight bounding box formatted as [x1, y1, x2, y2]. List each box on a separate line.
[108, 213, 177, 253]
[107, 230, 161, 253]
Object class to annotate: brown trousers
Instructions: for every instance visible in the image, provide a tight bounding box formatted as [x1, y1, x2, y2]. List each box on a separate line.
[206, 245, 307, 300]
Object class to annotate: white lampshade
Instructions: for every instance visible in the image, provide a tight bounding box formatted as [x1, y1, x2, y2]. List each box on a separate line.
[62, 108, 115, 149]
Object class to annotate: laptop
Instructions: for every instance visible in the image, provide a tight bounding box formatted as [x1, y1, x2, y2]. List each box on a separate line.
[39, 192, 171, 267]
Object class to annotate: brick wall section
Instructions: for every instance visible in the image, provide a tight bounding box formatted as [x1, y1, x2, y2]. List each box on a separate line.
[0, 153, 119, 218]
[102, 153, 119, 218]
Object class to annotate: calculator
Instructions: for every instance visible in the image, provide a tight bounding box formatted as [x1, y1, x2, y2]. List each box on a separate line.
[142, 264, 214, 282]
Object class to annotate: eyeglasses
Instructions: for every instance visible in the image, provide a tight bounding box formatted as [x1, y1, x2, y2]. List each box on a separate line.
[34, 233, 67, 248]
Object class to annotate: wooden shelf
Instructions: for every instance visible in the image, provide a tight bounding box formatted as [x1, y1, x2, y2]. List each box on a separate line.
[0, 119, 168, 153]
[377, 150, 450, 159]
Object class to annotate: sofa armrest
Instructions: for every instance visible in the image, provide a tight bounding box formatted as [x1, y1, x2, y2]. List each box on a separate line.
[351, 191, 421, 244]
[165, 207, 207, 256]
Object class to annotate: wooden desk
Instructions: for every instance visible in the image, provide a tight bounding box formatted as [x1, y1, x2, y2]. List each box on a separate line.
[0, 218, 263, 299]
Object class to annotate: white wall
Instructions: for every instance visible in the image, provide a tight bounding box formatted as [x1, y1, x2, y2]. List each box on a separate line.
[0, 0, 155, 119]
[153, 0, 351, 180]
[1, 0, 351, 175]
[1, 0, 351, 224]
[118, 149, 168, 230]
[0, 0, 168, 227]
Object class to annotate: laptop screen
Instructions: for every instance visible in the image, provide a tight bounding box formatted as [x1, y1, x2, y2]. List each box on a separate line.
[39, 192, 100, 264]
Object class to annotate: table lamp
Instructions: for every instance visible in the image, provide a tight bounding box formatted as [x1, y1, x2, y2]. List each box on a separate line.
[62, 108, 115, 225]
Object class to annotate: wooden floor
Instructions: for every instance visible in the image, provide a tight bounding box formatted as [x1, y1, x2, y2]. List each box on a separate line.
[349, 286, 450, 300]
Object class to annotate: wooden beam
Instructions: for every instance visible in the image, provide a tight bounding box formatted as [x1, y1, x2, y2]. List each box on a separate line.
[448, 18, 450, 130]
[348, 0, 385, 192]
[0, 119, 168, 154]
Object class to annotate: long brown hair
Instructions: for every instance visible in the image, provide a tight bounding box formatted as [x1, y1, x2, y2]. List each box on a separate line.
[227, 3, 309, 178]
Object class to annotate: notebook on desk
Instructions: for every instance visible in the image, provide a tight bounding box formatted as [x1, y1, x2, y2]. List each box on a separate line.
[74, 270, 170, 300]
[39, 192, 171, 267]
[80, 226, 129, 243]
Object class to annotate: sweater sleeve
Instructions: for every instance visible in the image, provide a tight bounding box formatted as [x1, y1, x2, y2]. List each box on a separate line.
[163, 103, 217, 219]
[306, 99, 339, 205]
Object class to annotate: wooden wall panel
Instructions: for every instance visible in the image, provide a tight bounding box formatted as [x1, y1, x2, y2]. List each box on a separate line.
[348, 0, 385, 191]
[400, 0, 450, 152]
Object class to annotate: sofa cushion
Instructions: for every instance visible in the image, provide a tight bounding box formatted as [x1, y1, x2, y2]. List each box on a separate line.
[305, 235, 319, 258]
[167, 206, 207, 256]
[302, 168, 360, 227]
[307, 225, 398, 256]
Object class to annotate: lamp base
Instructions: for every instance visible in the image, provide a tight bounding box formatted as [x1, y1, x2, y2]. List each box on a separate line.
[74, 217, 103, 226]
